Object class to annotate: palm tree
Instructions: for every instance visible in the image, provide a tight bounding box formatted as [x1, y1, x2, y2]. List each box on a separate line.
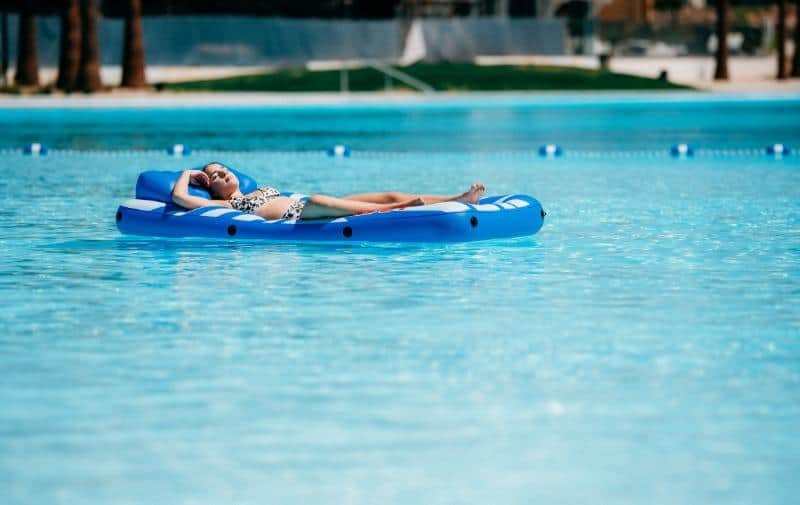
[77, 0, 101, 92]
[1, 12, 9, 88]
[713, 0, 729, 80]
[776, 0, 787, 79]
[14, 2, 39, 86]
[120, 0, 146, 87]
[56, 0, 81, 91]
[793, 0, 800, 77]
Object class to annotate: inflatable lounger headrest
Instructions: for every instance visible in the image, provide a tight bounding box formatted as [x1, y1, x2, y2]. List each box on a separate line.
[135, 169, 258, 203]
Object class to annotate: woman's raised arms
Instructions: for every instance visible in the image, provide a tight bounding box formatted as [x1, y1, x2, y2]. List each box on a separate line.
[171, 170, 232, 210]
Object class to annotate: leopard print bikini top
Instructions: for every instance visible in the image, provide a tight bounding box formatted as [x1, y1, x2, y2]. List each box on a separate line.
[229, 187, 281, 214]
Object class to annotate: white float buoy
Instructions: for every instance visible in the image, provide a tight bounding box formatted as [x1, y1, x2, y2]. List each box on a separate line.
[670, 144, 694, 157]
[167, 144, 191, 156]
[23, 143, 48, 156]
[538, 144, 563, 158]
[327, 144, 351, 157]
[766, 144, 790, 156]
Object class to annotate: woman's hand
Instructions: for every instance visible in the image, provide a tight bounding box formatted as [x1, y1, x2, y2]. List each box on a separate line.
[173, 169, 231, 210]
[189, 170, 209, 188]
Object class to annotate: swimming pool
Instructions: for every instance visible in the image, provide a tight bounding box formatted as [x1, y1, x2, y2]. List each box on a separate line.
[1, 93, 799, 504]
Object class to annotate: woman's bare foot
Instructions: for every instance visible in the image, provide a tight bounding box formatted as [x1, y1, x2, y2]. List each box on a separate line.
[457, 183, 486, 204]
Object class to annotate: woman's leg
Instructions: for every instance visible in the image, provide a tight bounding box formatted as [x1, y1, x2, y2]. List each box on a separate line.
[343, 183, 486, 205]
[341, 191, 415, 204]
[299, 194, 424, 220]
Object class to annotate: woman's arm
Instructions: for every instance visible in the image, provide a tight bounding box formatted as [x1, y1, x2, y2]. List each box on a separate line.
[171, 170, 230, 209]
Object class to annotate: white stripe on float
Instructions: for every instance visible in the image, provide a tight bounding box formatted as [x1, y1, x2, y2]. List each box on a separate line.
[122, 199, 166, 211]
[499, 203, 515, 209]
[473, 204, 501, 212]
[506, 199, 530, 208]
[400, 202, 470, 213]
[233, 214, 265, 222]
[201, 208, 238, 218]
[330, 218, 349, 223]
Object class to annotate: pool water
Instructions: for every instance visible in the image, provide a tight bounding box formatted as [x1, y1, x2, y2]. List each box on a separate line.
[1, 94, 799, 504]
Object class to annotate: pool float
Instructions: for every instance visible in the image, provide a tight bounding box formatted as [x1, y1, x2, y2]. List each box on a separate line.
[115, 170, 545, 242]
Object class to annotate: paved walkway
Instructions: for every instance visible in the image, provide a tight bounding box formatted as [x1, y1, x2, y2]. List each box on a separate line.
[4, 90, 800, 110]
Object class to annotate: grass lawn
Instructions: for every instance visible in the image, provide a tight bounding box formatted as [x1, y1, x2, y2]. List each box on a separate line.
[163, 62, 693, 92]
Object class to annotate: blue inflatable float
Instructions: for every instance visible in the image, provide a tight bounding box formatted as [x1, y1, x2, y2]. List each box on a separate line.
[116, 170, 545, 242]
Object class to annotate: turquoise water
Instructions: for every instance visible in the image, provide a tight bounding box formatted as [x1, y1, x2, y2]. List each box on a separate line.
[1, 94, 799, 504]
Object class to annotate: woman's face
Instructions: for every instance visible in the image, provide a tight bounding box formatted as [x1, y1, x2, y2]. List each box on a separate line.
[203, 164, 239, 199]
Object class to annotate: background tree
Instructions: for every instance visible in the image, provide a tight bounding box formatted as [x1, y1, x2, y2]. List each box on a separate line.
[776, 0, 787, 79]
[104, 1, 399, 18]
[14, 2, 39, 86]
[77, 0, 101, 92]
[120, 0, 145, 87]
[1, 12, 8, 87]
[714, 0, 730, 80]
[793, 0, 800, 77]
[56, 0, 81, 91]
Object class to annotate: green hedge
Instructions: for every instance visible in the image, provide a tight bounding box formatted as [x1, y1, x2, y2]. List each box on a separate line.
[163, 63, 692, 92]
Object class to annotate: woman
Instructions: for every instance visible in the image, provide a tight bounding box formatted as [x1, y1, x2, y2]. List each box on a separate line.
[172, 162, 486, 220]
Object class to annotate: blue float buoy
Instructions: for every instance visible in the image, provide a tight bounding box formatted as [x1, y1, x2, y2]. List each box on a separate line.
[766, 144, 790, 156]
[23, 143, 48, 156]
[538, 144, 563, 158]
[167, 144, 191, 156]
[670, 144, 694, 157]
[327, 145, 351, 157]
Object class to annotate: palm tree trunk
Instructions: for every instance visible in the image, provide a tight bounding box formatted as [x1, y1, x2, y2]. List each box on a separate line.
[14, 6, 39, 87]
[793, 0, 800, 77]
[120, 0, 146, 88]
[77, 0, 102, 92]
[713, 0, 729, 80]
[776, 0, 787, 78]
[1, 13, 9, 88]
[56, 0, 81, 91]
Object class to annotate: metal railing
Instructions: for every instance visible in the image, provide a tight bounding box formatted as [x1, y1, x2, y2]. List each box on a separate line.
[338, 63, 435, 93]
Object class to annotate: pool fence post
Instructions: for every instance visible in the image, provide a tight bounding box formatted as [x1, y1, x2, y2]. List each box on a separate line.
[340, 67, 349, 93]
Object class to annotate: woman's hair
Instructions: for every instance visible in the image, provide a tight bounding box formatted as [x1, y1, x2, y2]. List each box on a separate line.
[202, 161, 228, 172]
